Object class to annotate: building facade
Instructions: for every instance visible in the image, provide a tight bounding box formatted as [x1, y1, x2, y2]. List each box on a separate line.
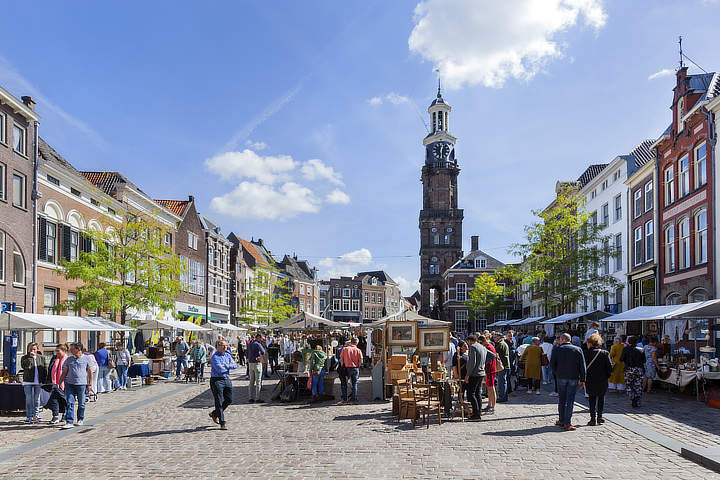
[278, 254, 317, 315]
[200, 214, 232, 322]
[419, 87, 463, 319]
[328, 276, 362, 323]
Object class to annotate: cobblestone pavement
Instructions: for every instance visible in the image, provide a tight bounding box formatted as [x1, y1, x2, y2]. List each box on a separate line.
[0, 372, 718, 480]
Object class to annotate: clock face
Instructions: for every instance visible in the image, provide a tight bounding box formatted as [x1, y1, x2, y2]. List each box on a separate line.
[432, 142, 450, 159]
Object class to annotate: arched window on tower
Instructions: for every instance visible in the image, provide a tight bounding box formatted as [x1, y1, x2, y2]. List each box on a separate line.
[438, 112, 443, 131]
[432, 112, 437, 132]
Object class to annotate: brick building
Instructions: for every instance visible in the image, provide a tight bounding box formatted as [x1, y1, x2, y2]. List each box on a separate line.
[328, 276, 361, 323]
[278, 254, 317, 315]
[199, 214, 232, 322]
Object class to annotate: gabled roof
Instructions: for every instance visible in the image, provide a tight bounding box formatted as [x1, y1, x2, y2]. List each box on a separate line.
[154, 199, 190, 217]
[355, 270, 396, 285]
[81, 171, 133, 197]
[38, 137, 82, 176]
[240, 238, 269, 267]
[449, 248, 506, 271]
[627, 139, 656, 169]
[279, 255, 314, 283]
[576, 164, 608, 188]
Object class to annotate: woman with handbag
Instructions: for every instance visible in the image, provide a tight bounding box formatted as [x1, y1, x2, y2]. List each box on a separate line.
[520, 337, 543, 394]
[478, 335, 498, 414]
[584, 333, 612, 425]
[114, 342, 132, 390]
[620, 336, 645, 407]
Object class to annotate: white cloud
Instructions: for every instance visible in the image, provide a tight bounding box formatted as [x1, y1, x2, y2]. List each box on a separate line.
[301, 158, 344, 186]
[326, 189, 350, 204]
[204, 149, 296, 184]
[367, 92, 411, 106]
[318, 248, 374, 278]
[408, 0, 607, 89]
[648, 68, 674, 80]
[245, 140, 268, 150]
[209, 181, 320, 220]
[394, 276, 420, 297]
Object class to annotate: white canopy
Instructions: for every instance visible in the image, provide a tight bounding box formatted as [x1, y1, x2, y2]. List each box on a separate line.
[541, 310, 610, 325]
[509, 316, 545, 326]
[277, 311, 347, 330]
[139, 318, 210, 332]
[1, 312, 134, 331]
[204, 321, 247, 332]
[601, 300, 720, 322]
[366, 310, 451, 328]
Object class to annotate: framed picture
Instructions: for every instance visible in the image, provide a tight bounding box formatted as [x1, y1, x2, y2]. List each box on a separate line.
[418, 327, 450, 352]
[386, 321, 418, 346]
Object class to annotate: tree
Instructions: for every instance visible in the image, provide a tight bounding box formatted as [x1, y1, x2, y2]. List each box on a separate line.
[239, 264, 295, 324]
[509, 183, 620, 316]
[465, 273, 506, 327]
[57, 213, 184, 324]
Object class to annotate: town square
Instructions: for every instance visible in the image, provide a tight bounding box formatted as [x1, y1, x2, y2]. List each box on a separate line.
[1, 1, 720, 479]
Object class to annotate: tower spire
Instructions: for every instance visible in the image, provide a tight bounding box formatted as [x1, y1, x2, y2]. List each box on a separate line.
[679, 35, 684, 69]
[437, 77, 442, 98]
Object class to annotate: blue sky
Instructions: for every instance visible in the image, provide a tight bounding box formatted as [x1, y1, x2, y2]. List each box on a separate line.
[2, 0, 720, 296]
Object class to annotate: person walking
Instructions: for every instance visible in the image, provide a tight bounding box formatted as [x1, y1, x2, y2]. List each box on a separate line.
[492, 332, 510, 403]
[114, 342, 131, 390]
[505, 331, 517, 396]
[189, 340, 207, 381]
[174, 336, 190, 380]
[642, 336, 659, 393]
[550, 333, 586, 431]
[336, 340, 350, 403]
[308, 345, 328, 403]
[93, 343, 111, 394]
[478, 335, 497, 415]
[58, 343, 94, 429]
[464, 335, 488, 421]
[236, 336, 245, 366]
[608, 336, 626, 392]
[47, 343, 69, 424]
[520, 337, 543, 394]
[620, 336, 645, 407]
[21, 342, 49, 424]
[208, 340, 238, 430]
[584, 333, 612, 426]
[267, 339, 281, 375]
[541, 337, 554, 385]
[246, 334, 266, 403]
[339, 338, 363, 404]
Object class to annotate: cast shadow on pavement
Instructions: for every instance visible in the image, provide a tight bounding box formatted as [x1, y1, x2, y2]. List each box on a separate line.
[118, 425, 212, 438]
[482, 425, 561, 436]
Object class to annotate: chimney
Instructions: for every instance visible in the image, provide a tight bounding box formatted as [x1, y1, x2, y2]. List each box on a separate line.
[188, 195, 194, 202]
[471, 235, 479, 252]
[21, 96, 36, 111]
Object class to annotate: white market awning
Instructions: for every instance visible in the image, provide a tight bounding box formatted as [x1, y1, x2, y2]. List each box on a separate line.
[1, 312, 133, 331]
[541, 310, 610, 325]
[277, 311, 347, 330]
[139, 318, 210, 332]
[602, 300, 720, 322]
[204, 321, 247, 332]
[84, 316, 136, 332]
[510, 316, 545, 326]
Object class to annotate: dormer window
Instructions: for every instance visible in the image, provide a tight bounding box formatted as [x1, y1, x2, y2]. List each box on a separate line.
[475, 258, 486, 269]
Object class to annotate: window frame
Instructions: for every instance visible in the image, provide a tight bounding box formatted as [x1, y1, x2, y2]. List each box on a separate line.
[0, 111, 6, 144]
[12, 123, 26, 155]
[614, 233, 622, 272]
[679, 156, 690, 197]
[695, 143, 707, 188]
[679, 217, 690, 270]
[614, 194, 622, 222]
[665, 225, 675, 273]
[12, 172, 26, 208]
[645, 220, 654, 262]
[633, 227, 643, 266]
[456, 282, 467, 302]
[664, 166, 674, 205]
[644, 181, 653, 212]
[633, 190, 642, 218]
[0, 162, 5, 201]
[601, 203, 609, 226]
[0, 231, 4, 283]
[695, 209, 707, 264]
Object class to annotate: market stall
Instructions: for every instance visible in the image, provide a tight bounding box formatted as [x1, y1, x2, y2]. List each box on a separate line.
[540, 310, 610, 337]
[506, 316, 545, 333]
[137, 318, 210, 375]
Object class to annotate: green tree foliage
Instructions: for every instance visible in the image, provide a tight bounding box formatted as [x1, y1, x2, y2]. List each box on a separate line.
[465, 273, 506, 324]
[240, 265, 295, 324]
[508, 183, 620, 316]
[57, 213, 184, 324]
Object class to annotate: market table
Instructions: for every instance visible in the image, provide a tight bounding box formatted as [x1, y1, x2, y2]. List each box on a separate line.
[0, 383, 25, 411]
[656, 369, 720, 387]
[128, 363, 151, 378]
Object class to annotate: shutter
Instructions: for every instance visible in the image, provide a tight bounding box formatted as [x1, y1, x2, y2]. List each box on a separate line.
[38, 217, 47, 261]
[62, 225, 72, 261]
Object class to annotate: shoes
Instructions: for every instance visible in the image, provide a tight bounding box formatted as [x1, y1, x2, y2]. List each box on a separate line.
[220, 424, 228, 431]
[338, 400, 348, 405]
[32, 417, 41, 424]
[23, 419, 32, 425]
[527, 388, 532, 393]
[535, 390, 541, 395]
[248, 399, 255, 404]
[555, 420, 564, 426]
[62, 423, 75, 429]
[485, 408, 495, 415]
[209, 412, 219, 424]
[549, 392, 559, 397]
[76, 420, 84, 426]
[468, 415, 482, 422]
[255, 398, 265, 403]
[587, 417, 597, 426]
[597, 416, 605, 424]
[50, 417, 60, 425]
[563, 425, 577, 431]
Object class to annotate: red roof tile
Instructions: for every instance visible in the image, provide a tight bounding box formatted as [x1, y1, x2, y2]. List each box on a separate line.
[155, 199, 190, 217]
[240, 238, 269, 266]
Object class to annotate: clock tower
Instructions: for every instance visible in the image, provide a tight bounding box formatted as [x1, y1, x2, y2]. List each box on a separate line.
[419, 85, 463, 319]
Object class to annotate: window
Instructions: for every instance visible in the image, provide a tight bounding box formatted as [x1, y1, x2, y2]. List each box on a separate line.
[299, 284, 305, 295]
[454, 310, 468, 332]
[0, 163, 5, 201]
[695, 209, 707, 264]
[378, 293, 383, 304]
[679, 217, 690, 269]
[614, 233, 622, 272]
[695, 143, 707, 188]
[342, 299, 350, 311]
[0, 112, 5, 143]
[299, 299, 305, 312]
[371, 292, 376, 303]
[333, 299, 341, 311]
[333, 287, 341, 297]
[352, 299, 360, 311]
[666, 292, 682, 305]
[342, 288, 350, 297]
[475, 259, 486, 269]
[645, 220, 654, 261]
[90, 198, 99, 206]
[433, 234, 439, 245]
[364, 292, 369, 302]
[39, 220, 57, 264]
[187, 232, 198, 250]
[456, 283, 466, 302]
[665, 226, 675, 273]
[615, 288, 623, 313]
[12, 173, 25, 208]
[601, 203, 609, 226]
[590, 211, 597, 226]
[47, 174, 60, 186]
[444, 234, 450, 245]
[633, 190, 642, 218]
[43, 287, 58, 315]
[634, 227, 642, 266]
[107, 207, 116, 215]
[13, 124, 25, 155]
[679, 156, 689, 197]
[0, 231, 4, 282]
[677, 96, 685, 132]
[164, 232, 171, 248]
[601, 179, 608, 191]
[614, 194, 622, 222]
[603, 239, 610, 275]
[644, 181, 653, 212]
[664, 167, 674, 205]
[429, 264, 439, 274]
[70, 230, 79, 262]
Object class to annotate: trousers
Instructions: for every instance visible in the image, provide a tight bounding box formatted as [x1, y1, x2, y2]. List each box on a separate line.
[467, 375, 484, 417]
[588, 394, 605, 416]
[210, 377, 233, 425]
[23, 385, 42, 420]
[248, 362, 263, 400]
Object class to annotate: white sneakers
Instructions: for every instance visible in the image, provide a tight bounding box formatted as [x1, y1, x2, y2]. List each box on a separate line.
[76, 420, 84, 426]
[61, 423, 74, 429]
[549, 391, 559, 397]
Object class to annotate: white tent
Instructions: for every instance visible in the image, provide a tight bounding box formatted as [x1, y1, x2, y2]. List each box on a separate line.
[138, 318, 210, 332]
[508, 316, 545, 326]
[204, 321, 247, 332]
[1, 312, 134, 331]
[601, 300, 720, 322]
[277, 311, 347, 330]
[366, 310, 451, 328]
[541, 310, 610, 324]
[84, 316, 136, 332]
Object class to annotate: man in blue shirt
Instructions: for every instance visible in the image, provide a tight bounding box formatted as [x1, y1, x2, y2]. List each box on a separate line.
[246, 333, 266, 403]
[209, 340, 238, 430]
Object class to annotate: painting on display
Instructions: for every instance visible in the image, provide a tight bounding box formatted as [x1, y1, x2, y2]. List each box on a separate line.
[386, 321, 418, 346]
[418, 327, 450, 352]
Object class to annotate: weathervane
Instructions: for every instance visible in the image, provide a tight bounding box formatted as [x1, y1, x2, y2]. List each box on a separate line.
[434, 67, 442, 97]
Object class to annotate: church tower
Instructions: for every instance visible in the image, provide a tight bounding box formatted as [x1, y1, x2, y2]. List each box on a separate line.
[419, 85, 463, 319]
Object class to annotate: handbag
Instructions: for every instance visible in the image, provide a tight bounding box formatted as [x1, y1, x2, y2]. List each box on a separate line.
[541, 353, 549, 366]
[107, 352, 116, 369]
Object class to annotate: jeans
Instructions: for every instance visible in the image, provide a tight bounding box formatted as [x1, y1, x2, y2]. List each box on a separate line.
[557, 378, 579, 426]
[97, 365, 111, 393]
[194, 361, 205, 380]
[467, 375, 484, 417]
[338, 371, 348, 401]
[347, 367, 360, 402]
[588, 394, 605, 417]
[23, 385, 42, 420]
[269, 355, 279, 373]
[210, 377, 233, 426]
[529, 378, 541, 390]
[248, 363, 263, 400]
[542, 365, 553, 384]
[64, 384, 86, 425]
[116, 365, 128, 388]
[47, 388, 64, 418]
[496, 369, 508, 401]
[176, 357, 188, 377]
[311, 370, 326, 396]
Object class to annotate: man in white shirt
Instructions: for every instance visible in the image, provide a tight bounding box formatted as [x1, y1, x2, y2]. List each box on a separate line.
[541, 337, 554, 385]
[583, 322, 600, 343]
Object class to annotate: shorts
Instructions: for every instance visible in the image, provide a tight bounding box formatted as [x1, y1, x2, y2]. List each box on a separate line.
[485, 374, 496, 387]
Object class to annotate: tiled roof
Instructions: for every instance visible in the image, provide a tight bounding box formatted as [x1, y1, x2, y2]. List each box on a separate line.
[356, 270, 396, 285]
[240, 238, 269, 267]
[38, 138, 81, 175]
[709, 72, 720, 99]
[81, 171, 128, 197]
[450, 249, 506, 271]
[279, 255, 314, 282]
[154, 199, 190, 217]
[688, 72, 716, 96]
[628, 139, 657, 169]
[576, 164, 608, 188]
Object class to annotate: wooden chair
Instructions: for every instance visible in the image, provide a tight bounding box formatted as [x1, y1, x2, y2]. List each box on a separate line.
[396, 380, 416, 423]
[412, 383, 442, 428]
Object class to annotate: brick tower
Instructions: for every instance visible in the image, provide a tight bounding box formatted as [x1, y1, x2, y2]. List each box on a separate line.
[419, 85, 463, 319]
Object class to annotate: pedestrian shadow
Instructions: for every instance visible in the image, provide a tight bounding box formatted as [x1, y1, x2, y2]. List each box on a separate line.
[179, 386, 247, 409]
[482, 425, 560, 436]
[118, 425, 212, 438]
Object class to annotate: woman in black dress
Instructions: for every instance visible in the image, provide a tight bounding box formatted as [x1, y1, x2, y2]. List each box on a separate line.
[584, 333, 613, 425]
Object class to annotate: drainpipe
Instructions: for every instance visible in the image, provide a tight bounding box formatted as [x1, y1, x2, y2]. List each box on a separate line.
[31, 121, 39, 314]
[654, 147, 660, 309]
[205, 231, 210, 325]
[704, 107, 717, 301]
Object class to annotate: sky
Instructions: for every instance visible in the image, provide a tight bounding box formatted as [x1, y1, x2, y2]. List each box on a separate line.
[2, 0, 720, 297]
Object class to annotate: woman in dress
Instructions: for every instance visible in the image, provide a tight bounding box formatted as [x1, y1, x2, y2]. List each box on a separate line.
[584, 333, 613, 425]
[479, 335, 497, 415]
[520, 337, 543, 395]
[642, 335, 659, 393]
[620, 336, 645, 407]
[608, 336, 625, 392]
